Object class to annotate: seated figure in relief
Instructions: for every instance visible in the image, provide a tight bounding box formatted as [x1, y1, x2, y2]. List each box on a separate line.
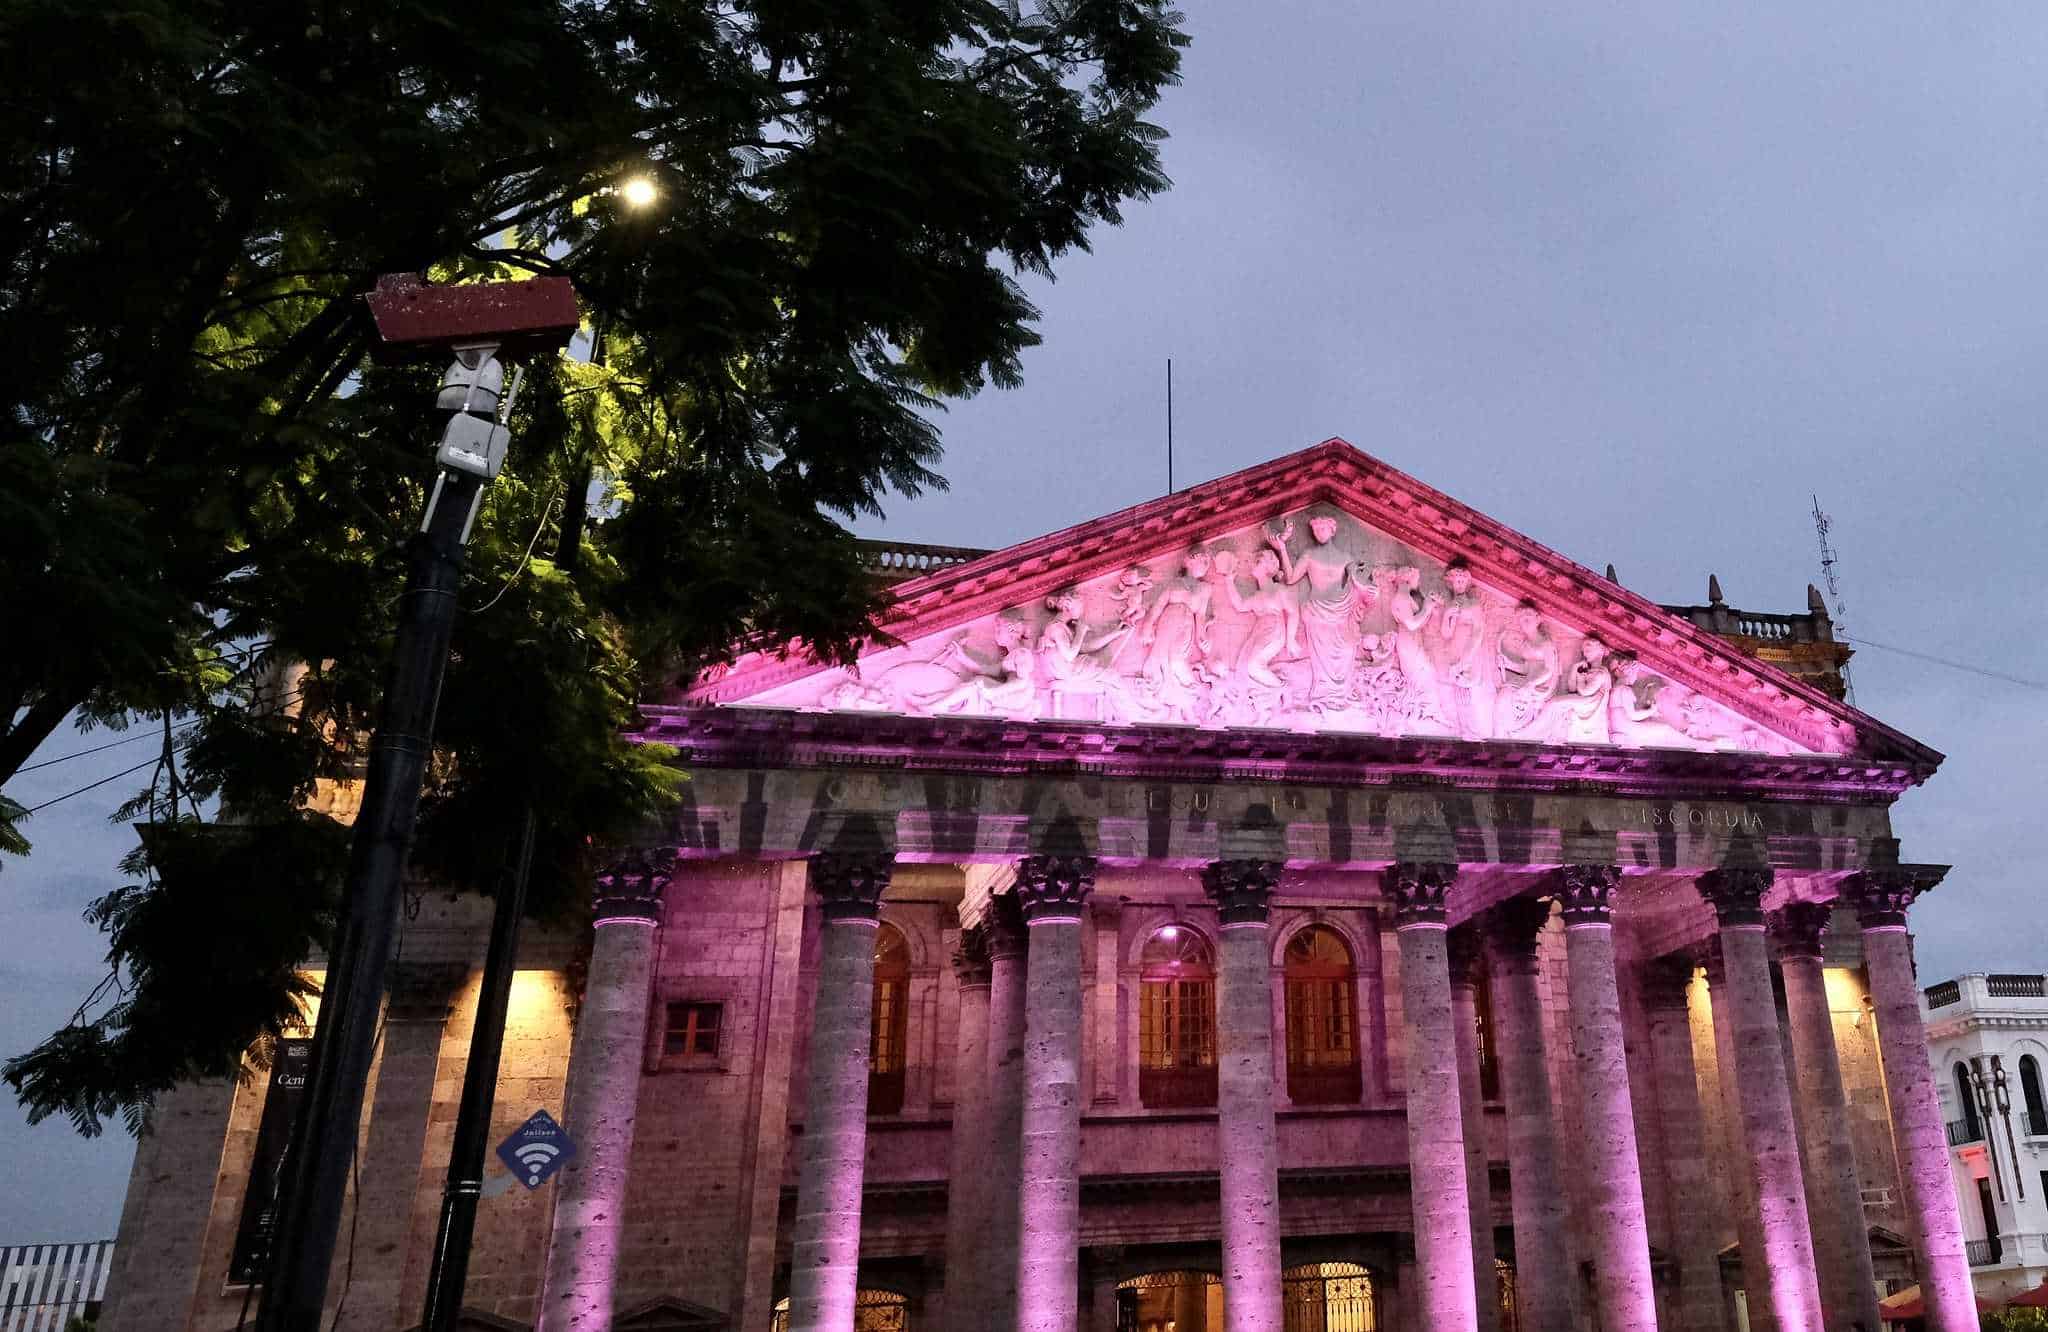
[1038, 587, 1146, 720]
[1494, 601, 1559, 737]
[1603, 653, 1700, 749]
[1528, 634, 1613, 744]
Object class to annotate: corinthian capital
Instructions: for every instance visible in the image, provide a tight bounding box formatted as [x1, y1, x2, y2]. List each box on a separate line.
[1844, 865, 1949, 929]
[594, 848, 674, 923]
[1386, 862, 1456, 927]
[1697, 866, 1775, 929]
[810, 851, 893, 922]
[1553, 864, 1621, 926]
[1201, 859, 1281, 927]
[1767, 901, 1832, 960]
[1015, 854, 1097, 923]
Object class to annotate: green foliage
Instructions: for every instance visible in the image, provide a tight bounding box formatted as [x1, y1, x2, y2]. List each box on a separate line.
[1986, 1310, 2048, 1331]
[0, 0, 1185, 1131]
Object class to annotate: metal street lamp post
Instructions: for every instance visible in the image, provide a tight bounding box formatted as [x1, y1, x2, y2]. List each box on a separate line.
[255, 275, 579, 1331]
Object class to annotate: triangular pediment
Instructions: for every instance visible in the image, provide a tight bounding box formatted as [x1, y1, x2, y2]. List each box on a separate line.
[688, 440, 1935, 763]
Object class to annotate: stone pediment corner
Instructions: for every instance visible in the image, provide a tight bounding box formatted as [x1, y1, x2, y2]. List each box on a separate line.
[679, 438, 1939, 769]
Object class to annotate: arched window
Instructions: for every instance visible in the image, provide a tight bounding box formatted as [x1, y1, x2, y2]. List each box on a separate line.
[1284, 926, 1362, 1105]
[1139, 926, 1217, 1108]
[1119, 1271, 1222, 1332]
[869, 923, 910, 1115]
[772, 1289, 909, 1332]
[1281, 1261, 1377, 1331]
[1954, 1063, 1982, 1143]
[2022, 1056, 2047, 1136]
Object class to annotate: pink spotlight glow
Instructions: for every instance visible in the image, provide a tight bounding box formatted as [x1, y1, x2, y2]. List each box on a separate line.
[1159, 925, 1179, 940]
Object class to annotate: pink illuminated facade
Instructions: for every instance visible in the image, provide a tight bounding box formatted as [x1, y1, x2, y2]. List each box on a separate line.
[103, 441, 1976, 1332]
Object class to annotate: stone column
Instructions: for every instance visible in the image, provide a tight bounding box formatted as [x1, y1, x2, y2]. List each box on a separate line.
[1015, 855, 1097, 1332]
[1771, 903, 1883, 1332]
[1704, 949, 1777, 1332]
[1203, 860, 1286, 1332]
[541, 852, 669, 1331]
[1448, 928, 1500, 1332]
[1554, 865, 1661, 1332]
[944, 928, 994, 1324]
[337, 962, 466, 1331]
[1387, 862, 1478, 1332]
[1639, 957, 1726, 1332]
[986, 896, 1030, 1332]
[785, 852, 893, 1332]
[1484, 898, 1573, 1332]
[1697, 869, 1823, 1332]
[1847, 867, 1975, 1332]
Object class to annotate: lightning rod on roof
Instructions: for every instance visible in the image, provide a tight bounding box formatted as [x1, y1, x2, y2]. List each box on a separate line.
[1166, 357, 1175, 494]
[1811, 494, 1856, 704]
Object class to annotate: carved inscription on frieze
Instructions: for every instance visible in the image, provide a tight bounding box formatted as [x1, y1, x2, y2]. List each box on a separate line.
[742, 505, 1811, 755]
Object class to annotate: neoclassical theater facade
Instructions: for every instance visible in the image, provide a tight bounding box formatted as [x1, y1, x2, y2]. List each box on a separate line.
[103, 441, 1976, 1332]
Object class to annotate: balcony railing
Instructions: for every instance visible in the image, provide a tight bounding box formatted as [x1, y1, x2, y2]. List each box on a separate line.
[1924, 980, 1963, 1009]
[1989, 974, 2047, 998]
[1967, 1238, 2004, 1267]
[1947, 1118, 1986, 1147]
[2027, 1111, 2048, 1138]
[855, 539, 990, 583]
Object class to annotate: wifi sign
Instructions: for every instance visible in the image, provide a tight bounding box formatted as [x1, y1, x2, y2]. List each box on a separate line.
[495, 1109, 577, 1190]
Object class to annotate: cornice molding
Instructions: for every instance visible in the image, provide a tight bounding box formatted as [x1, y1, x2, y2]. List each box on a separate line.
[632, 705, 1932, 802]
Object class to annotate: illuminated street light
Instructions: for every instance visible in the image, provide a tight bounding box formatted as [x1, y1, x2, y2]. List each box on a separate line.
[619, 174, 658, 209]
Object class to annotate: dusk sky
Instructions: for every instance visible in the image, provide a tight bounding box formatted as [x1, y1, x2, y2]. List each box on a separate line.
[7, 2, 2048, 1241]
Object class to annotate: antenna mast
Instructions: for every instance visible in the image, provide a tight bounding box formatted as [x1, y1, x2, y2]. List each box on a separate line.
[1811, 494, 1855, 704]
[1166, 357, 1174, 494]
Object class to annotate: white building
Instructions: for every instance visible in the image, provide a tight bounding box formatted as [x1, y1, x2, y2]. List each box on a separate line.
[1925, 972, 2048, 1300]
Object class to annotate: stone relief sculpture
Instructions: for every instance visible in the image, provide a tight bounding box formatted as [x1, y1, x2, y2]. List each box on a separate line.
[1434, 560, 1495, 740]
[1494, 602, 1559, 737]
[763, 506, 1808, 755]
[1268, 517, 1374, 710]
[1138, 551, 1219, 722]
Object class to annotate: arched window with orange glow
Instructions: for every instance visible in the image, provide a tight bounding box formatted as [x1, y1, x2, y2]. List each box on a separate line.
[1138, 925, 1217, 1108]
[869, 923, 910, 1115]
[1284, 925, 1361, 1105]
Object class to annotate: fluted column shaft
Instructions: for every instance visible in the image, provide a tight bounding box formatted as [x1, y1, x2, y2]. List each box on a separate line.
[541, 855, 669, 1331]
[1485, 899, 1573, 1332]
[944, 930, 995, 1324]
[1205, 861, 1285, 1332]
[986, 900, 1030, 1332]
[1849, 869, 1974, 1332]
[1771, 905, 1883, 1332]
[1555, 866, 1661, 1332]
[786, 854, 892, 1332]
[1389, 862, 1478, 1332]
[1015, 856, 1096, 1332]
[1448, 929, 1500, 1332]
[1699, 870, 1823, 1332]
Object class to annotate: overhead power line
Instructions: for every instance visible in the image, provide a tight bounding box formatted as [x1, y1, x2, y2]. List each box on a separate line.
[15, 718, 203, 774]
[22, 757, 165, 814]
[1843, 634, 2048, 693]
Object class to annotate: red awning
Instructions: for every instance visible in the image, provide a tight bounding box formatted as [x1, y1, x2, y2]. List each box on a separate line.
[1877, 1283, 2002, 1321]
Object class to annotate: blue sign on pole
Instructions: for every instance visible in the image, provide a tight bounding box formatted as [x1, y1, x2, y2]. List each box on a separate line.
[495, 1109, 577, 1189]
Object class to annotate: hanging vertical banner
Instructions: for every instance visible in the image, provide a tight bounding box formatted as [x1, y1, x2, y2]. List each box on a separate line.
[228, 1035, 314, 1283]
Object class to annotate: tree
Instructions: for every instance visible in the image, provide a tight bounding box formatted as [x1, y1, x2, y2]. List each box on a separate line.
[1, 0, 1186, 1133]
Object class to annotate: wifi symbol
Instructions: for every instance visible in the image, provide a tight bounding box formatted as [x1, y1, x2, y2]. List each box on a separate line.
[496, 1109, 576, 1189]
[514, 1142, 560, 1185]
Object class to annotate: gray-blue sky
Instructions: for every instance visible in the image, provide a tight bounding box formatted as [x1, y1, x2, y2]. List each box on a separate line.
[6, 0, 2047, 1241]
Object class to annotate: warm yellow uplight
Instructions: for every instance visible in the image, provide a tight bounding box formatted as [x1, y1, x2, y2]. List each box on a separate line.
[619, 175, 659, 209]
